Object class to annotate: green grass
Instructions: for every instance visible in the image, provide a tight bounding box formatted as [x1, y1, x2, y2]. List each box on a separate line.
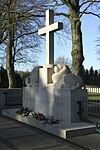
[88, 92, 100, 101]
[88, 92, 100, 95]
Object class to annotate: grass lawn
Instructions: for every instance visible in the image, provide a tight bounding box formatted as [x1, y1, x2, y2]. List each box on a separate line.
[88, 92, 100, 101]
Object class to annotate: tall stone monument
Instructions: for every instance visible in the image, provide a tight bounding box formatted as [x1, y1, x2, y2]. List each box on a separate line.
[24, 9, 88, 124]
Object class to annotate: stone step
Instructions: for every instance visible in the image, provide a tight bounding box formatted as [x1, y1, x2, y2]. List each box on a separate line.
[2, 109, 96, 139]
[66, 126, 96, 138]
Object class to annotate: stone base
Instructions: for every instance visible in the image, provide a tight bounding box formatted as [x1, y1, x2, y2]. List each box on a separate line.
[23, 87, 88, 124]
[2, 109, 96, 139]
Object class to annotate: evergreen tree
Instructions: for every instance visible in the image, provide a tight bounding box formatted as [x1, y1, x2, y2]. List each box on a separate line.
[94, 70, 98, 86]
[84, 69, 89, 85]
[89, 66, 94, 85]
[79, 65, 85, 82]
[0, 66, 9, 88]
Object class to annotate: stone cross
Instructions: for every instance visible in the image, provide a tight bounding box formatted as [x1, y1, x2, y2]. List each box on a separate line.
[38, 10, 63, 65]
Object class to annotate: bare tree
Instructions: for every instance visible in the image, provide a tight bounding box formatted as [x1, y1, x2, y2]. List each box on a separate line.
[0, 0, 51, 88]
[50, 0, 100, 75]
[0, 0, 100, 87]
[55, 56, 72, 68]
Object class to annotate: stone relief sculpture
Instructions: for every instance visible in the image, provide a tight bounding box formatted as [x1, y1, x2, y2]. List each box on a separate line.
[52, 64, 83, 89]
[26, 64, 83, 89]
[52, 64, 70, 83]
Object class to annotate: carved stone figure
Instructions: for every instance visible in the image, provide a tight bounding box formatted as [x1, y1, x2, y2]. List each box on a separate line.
[52, 64, 70, 83]
[52, 64, 83, 89]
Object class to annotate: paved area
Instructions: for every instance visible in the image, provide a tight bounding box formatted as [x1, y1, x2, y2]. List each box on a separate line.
[0, 115, 100, 150]
[69, 134, 100, 150]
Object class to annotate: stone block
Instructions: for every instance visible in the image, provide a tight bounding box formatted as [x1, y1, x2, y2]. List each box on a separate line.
[39, 65, 54, 86]
[0, 88, 22, 106]
[23, 85, 88, 124]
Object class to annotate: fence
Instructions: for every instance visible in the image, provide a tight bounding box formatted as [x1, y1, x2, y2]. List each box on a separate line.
[88, 94, 100, 116]
[88, 100, 100, 115]
[85, 86, 100, 116]
[86, 87, 100, 93]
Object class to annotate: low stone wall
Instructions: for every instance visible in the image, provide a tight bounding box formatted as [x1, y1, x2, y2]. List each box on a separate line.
[0, 88, 22, 106]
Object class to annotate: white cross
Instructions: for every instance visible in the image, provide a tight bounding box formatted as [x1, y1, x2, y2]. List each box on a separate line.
[38, 9, 63, 65]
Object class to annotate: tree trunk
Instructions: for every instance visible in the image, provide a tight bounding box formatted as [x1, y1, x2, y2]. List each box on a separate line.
[69, 2, 84, 75]
[6, 0, 15, 88]
[6, 46, 15, 88]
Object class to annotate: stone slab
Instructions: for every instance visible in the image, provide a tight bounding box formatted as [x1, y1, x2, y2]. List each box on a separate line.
[10, 134, 60, 150]
[69, 134, 100, 150]
[2, 109, 96, 139]
[0, 127, 37, 139]
[45, 146, 75, 150]
[0, 120, 21, 129]
[0, 115, 83, 150]
[0, 141, 11, 150]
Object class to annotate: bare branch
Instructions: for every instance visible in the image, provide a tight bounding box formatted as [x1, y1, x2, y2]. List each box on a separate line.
[50, 0, 64, 6]
[80, 11, 100, 18]
[80, 0, 100, 8]
[55, 12, 70, 19]
[80, 1, 91, 8]
[19, 14, 45, 21]
[79, 1, 94, 18]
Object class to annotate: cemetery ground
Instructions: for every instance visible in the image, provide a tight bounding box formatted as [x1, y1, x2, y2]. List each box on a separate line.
[0, 115, 100, 150]
[88, 93, 100, 101]
[0, 88, 100, 150]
